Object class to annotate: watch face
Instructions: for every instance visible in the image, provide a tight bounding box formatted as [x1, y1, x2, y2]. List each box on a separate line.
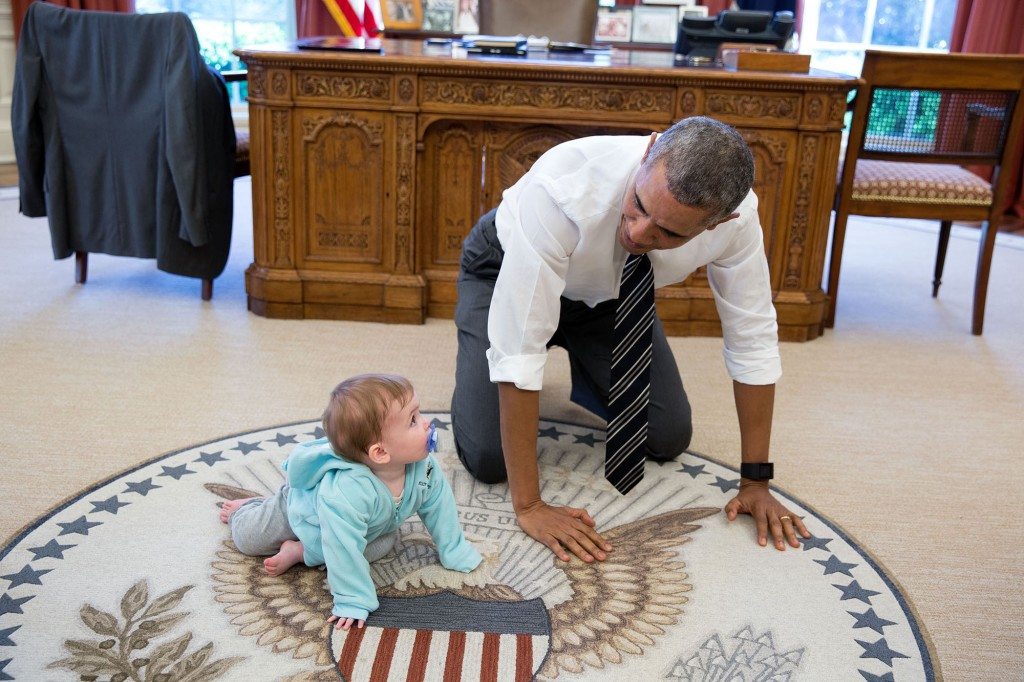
[741, 462, 774, 480]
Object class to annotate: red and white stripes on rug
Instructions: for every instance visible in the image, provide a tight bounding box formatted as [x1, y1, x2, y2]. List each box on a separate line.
[335, 625, 547, 681]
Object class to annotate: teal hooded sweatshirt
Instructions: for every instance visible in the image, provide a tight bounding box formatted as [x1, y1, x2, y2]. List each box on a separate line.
[283, 438, 481, 621]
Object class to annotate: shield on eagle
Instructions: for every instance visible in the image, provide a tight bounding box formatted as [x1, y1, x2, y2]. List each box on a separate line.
[330, 591, 550, 681]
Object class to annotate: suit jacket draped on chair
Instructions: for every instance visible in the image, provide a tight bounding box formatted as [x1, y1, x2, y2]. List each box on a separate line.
[12, 2, 236, 282]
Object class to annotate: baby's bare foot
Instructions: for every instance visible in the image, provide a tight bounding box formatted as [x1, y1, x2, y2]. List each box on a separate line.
[219, 497, 257, 524]
[264, 540, 304, 577]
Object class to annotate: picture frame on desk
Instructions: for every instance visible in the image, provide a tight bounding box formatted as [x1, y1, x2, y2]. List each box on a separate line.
[596, 7, 633, 43]
[421, 0, 455, 32]
[632, 5, 679, 44]
[453, 0, 479, 33]
[383, 0, 423, 30]
[679, 4, 708, 19]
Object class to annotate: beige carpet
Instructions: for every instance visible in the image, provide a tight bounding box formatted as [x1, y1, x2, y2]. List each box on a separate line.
[1, 179, 1022, 680]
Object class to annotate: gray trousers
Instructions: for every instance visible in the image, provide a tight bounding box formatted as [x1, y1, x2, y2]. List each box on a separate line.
[451, 209, 692, 485]
[229, 485, 397, 561]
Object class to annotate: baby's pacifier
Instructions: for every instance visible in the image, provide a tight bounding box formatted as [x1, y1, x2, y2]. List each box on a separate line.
[427, 423, 438, 453]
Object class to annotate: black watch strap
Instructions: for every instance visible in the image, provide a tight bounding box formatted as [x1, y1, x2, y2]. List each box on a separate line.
[740, 462, 774, 481]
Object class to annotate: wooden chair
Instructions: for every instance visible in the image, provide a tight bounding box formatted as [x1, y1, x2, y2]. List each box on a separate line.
[826, 50, 1024, 335]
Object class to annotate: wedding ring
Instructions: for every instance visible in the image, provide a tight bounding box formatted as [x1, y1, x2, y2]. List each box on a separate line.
[779, 516, 792, 522]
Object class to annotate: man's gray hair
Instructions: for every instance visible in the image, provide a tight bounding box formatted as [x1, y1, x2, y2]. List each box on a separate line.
[645, 116, 755, 222]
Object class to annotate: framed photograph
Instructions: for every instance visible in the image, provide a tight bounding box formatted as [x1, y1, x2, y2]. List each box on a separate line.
[595, 7, 634, 43]
[421, 0, 455, 32]
[680, 4, 709, 19]
[454, 0, 479, 33]
[632, 5, 679, 44]
[383, 0, 423, 30]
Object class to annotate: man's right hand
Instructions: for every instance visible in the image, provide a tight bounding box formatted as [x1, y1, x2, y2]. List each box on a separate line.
[515, 500, 612, 563]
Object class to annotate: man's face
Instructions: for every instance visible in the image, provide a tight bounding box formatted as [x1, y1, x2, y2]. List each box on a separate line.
[617, 159, 735, 255]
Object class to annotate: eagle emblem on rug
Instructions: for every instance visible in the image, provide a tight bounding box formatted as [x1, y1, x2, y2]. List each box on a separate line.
[207, 465, 717, 681]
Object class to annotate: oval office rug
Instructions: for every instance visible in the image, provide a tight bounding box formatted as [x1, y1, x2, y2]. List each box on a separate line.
[0, 414, 938, 681]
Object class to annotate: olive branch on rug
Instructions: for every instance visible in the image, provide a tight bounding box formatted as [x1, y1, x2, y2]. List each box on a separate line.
[47, 579, 245, 682]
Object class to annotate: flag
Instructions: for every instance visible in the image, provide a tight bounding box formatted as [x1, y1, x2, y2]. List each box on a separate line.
[296, 0, 383, 38]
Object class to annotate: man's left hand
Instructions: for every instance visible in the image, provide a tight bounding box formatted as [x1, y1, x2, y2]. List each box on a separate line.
[724, 481, 811, 550]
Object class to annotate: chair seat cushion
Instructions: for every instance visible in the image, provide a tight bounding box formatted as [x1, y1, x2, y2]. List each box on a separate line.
[850, 160, 992, 206]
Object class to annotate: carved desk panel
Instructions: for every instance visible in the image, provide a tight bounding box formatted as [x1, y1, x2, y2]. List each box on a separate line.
[237, 42, 857, 340]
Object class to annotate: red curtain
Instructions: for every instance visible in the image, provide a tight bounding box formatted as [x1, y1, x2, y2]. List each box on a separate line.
[950, 0, 1024, 217]
[295, 0, 382, 39]
[12, 0, 135, 45]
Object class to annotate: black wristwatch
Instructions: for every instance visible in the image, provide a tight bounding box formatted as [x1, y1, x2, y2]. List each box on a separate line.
[740, 462, 774, 481]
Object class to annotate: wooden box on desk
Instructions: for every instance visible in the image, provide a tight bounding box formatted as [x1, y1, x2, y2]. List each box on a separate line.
[720, 47, 811, 73]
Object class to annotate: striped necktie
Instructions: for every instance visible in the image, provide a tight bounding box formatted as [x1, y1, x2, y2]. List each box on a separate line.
[606, 253, 655, 494]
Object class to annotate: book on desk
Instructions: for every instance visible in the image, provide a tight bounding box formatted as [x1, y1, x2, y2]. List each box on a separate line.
[462, 35, 528, 56]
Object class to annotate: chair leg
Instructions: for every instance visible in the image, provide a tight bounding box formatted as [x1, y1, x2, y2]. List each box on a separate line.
[75, 252, 88, 284]
[202, 279, 213, 301]
[971, 219, 998, 335]
[932, 220, 952, 298]
[824, 205, 852, 328]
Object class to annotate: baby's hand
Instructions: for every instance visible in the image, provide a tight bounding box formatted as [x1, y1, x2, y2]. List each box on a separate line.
[327, 615, 364, 631]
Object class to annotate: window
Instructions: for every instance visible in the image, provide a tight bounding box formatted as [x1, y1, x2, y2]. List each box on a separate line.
[137, 0, 295, 105]
[800, 0, 959, 140]
[801, 0, 958, 76]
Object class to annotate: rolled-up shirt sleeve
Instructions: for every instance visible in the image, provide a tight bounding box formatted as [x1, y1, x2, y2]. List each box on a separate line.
[706, 205, 782, 385]
[486, 179, 577, 390]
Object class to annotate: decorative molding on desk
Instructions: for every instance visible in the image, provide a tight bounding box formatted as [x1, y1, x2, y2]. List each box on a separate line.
[301, 113, 384, 144]
[395, 114, 416, 273]
[397, 77, 416, 104]
[271, 71, 289, 97]
[706, 92, 800, 121]
[743, 131, 789, 164]
[295, 73, 391, 101]
[271, 110, 291, 268]
[785, 135, 819, 289]
[248, 66, 266, 97]
[421, 79, 672, 114]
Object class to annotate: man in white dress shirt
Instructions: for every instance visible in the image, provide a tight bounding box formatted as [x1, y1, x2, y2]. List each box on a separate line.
[451, 116, 811, 564]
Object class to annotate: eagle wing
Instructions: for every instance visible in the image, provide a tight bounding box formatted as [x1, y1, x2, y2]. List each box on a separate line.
[540, 506, 719, 678]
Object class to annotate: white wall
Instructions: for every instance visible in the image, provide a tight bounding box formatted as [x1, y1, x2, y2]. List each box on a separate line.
[0, 0, 15, 164]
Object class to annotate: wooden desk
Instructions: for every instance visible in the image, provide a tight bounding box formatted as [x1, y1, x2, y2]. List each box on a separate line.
[236, 42, 857, 341]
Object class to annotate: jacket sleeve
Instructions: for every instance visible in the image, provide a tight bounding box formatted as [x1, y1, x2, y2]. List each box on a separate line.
[417, 461, 482, 572]
[12, 4, 47, 217]
[162, 13, 209, 247]
[317, 479, 379, 621]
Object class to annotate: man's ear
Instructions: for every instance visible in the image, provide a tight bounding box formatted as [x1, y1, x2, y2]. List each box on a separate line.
[640, 132, 658, 163]
[706, 212, 740, 231]
[366, 442, 389, 465]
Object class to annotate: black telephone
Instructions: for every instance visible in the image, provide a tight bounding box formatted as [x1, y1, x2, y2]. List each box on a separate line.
[674, 10, 796, 62]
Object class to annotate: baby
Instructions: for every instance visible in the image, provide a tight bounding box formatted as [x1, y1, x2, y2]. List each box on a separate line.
[219, 373, 481, 630]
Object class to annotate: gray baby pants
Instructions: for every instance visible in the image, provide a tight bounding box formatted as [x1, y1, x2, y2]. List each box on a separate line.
[229, 485, 397, 561]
